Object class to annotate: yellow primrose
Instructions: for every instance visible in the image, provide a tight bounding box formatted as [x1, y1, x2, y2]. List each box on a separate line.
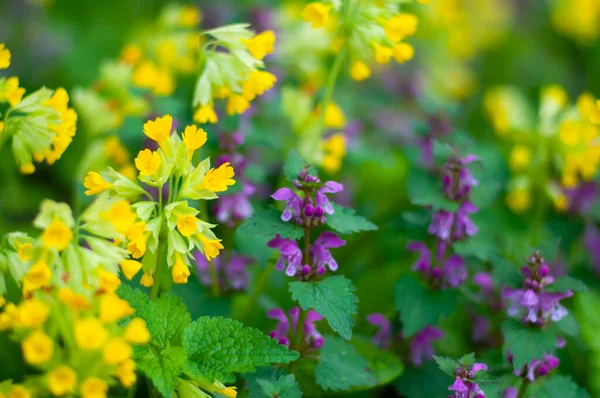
[132, 61, 159, 88]
[506, 187, 531, 213]
[120, 259, 143, 280]
[75, 317, 108, 349]
[577, 93, 600, 124]
[8, 386, 31, 398]
[153, 68, 175, 96]
[22, 330, 54, 365]
[509, 145, 532, 172]
[101, 200, 137, 235]
[179, 5, 202, 27]
[0, 43, 11, 68]
[17, 242, 33, 261]
[143, 114, 172, 145]
[202, 162, 236, 192]
[58, 287, 91, 311]
[24, 261, 52, 292]
[226, 94, 251, 116]
[0, 303, 19, 330]
[373, 43, 393, 64]
[242, 70, 277, 101]
[219, 386, 238, 398]
[182, 125, 208, 156]
[48, 365, 77, 396]
[0, 77, 26, 107]
[350, 61, 371, 81]
[135, 149, 161, 176]
[127, 235, 147, 259]
[199, 234, 224, 261]
[100, 293, 134, 323]
[194, 103, 218, 124]
[80, 377, 108, 398]
[242, 30, 276, 60]
[18, 298, 50, 328]
[302, 2, 331, 29]
[84, 171, 112, 195]
[140, 271, 154, 287]
[19, 163, 35, 175]
[177, 214, 200, 237]
[124, 318, 150, 344]
[118, 359, 137, 387]
[393, 43, 414, 63]
[172, 254, 191, 284]
[97, 270, 121, 294]
[103, 337, 132, 365]
[42, 219, 73, 250]
[323, 102, 346, 129]
[384, 13, 418, 42]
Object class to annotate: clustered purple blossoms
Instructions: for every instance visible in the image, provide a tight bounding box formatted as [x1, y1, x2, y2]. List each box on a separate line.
[367, 313, 444, 366]
[503, 252, 573, 326]
[268, 169, 346, 279]
[508, 351, 561, 383]
[194, 251, 254, 292]
[408, 154, 479, 288]
[267, 307, 324, 350]
[448, 362, 488, 398]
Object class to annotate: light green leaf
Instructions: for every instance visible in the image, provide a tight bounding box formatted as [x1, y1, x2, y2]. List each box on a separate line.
[545, 276, 587, 293]
[137, 346, 187, 398]
[283, 150, 316, 182]
[502, 319, 556, 369]
[255, 375, 303, 398]
[350, 337, 404, 388]
[238, 208, 304, 240]
[434, 356, 458, 377]
[326, 203, 377, 235]
[315, 336, 373, 391]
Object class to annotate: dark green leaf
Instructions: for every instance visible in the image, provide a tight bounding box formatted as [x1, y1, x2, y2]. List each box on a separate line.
[501, 320, 557, 369]
[284, 150, 315, 182]
[315, 335, 373, 391]
[326, 203, 377, 235]
[395, 361, 451, 398]
[545, 276, 587, 293]
[458, 353, 476, 367]
[238, 208, 304, 240]
[256, 375, 303, 398]
[433, 356, 458, 377]
[351, 337, 404, 388]
[137, 346, 187, 398]
[407, 169, 459, 212]
[289, 276, 358, 340]
[535, 375, 582, 398]
[491, 256, 522, 288]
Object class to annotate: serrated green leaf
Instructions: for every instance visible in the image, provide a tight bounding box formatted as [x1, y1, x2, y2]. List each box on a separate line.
[183, 317, 299, 383]
[118, 285, 191, 349]
[137, 346, 187, 398]
[432, 141, 455, 164]
[394, 275, 459, 337]
[529, 238, 561, 262]
[350, 337, 404, 388]
[325, 203, 377, 235]
[256, 375, 303, 398]
[534, 375, 581, 398]
[491, 256, 522, 288]
[453, 234, 498, 261]
[433, 356, 458, 377]
[502, 320, 556, 369]
[459, 353, 476, 367]
[315, 335, 373, 391]
[546, 276, 587, 293]
[238, 208, 304, 240]
[395, 361, 451, 398]
[284, 150, 316, 182]
[407, 169, 459, 212]
[289, 276, 358, 340]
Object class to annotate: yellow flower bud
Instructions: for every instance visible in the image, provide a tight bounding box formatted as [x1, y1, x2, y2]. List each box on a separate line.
[118, 359, 137, 387]
[120, 259, 143, 280]
[172, 254, 190, 284]
[124, 318, 150, 344]
[384, 13, 418, 42]
[349, 61, 371, 81]
[75, 317, 108, 350]
[83, 171, 112, 195]
[301, 2, 331, 29]
[103, 337, 132, 364]
[226, 95, 250, 116]
[373, 43, 393, 64]
[42, 219, 73, 250]
[202, 162, 236, 192]
[18, 298, 50, 328]
[100, 294, 134, 323]
[509, 145, 532, 172]
[194, 103, 218, 124]
[0, 44, 11, 69]
[199, 234, 224, 261]
[242, 30, 276, 60]
[80, 377, 108, 398]
[177, 214, 200, 237]
[22, 330, 53, 364]
[48, 365, 77, 396]
[140, 271, 154, 287]
[393, 43, 414, 63]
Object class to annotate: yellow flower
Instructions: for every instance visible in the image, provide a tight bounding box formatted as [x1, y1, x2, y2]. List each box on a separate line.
[103, 136, 130, 165]
[199, 235, 224, 261]
[100, 293, 134, 323]
[0, 295, 5, 308]
[19, 163, 35, 175]
[102, 200, 137, 235]
[226, 95, 250, 116]
[179, 6, 201, 27]
[84, 171, 112, 196]
[22, 330, 53, 364]
[0, 44, 11, 69]
[153, 68, 175, 96]
[80, 377, 108, 398]
[182, 125, 207, 155]
[135, 149, 161, 176]
[219, 387, 238, 398]
[97, 269, 121, 294]
[132, 61, 159, 88]
[118, 359, 137, 387]
[0, 120, 4, 134]
[384, 13, 418, 42]
[177, 214, 200, 237]
[140, 271, 154, 287]
[393, 43, 414, 63]
[302, 3, 331, 29]
[0, 303, 19, 330]
[242, 30, 276, 60]
[42, 219, 73, 250]
[373, 43, 393, 64]
[17, 242, 33, 262]
[24, 261, 52, 292]
[75, 317, 108, 349]
[143, 114, 172, 144]
[323, 102, 346, 129]
[553, 193, 569, 212]
[542, 85, 568, 108]
[120, 259, 142, 280]
[0, 77, 26, 107]
[48, 365, 77, 396]
[8, 386, 30, 398]
[127, 237, 146, 259]
[350, 61, 370, 81]
[509, 145, 532, 172]
[124, 318, 150, 344]
[506, 188, 531, 213]
[194, 103, 218, 124]
[242, 70, 277, 101]
[43, 88, 69, 113]
[58, 287, 91, 311]
[202, 162, 236, 192]
[103, 337, 132, 364]
[171, 254, 190, 284]
[120, 44, 142, 66]
[18, 298, 50, 328]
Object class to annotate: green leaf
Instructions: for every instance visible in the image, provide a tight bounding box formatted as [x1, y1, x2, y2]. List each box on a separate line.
[289, 276, 358, 340]
[453, 233, 498, 261]
[325, 203, 377, 235]
[256, 375, 303, 398]
[394, 275, 459, 337]
[183, 317, 299, 383]
[137, 346, 187, 398]
[459, 353, 476, 367]
[555, 313, 578, 336]
[350, 337, 404, 388]
[501, 320, 557, 369]
[118, 285, 191, 348]
[407, 169, 459, 212]
[530, 238, 561, 262]
[432, 141, 455, 164]
[491, 256, 522, 288]
[433, 356, 458, 377]
[238, 208, 304, 240]
[534, 375, 582, 398]
[545, 276, 587, 293]
[470, 181, 500, 209]
[315, 335, 373, 391]
[395, 361, 451, 398]
[284, 150, 315, 182]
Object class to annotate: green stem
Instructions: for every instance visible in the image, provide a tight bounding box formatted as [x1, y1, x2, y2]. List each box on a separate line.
[236, 260, 276, 323]
[127, 380, 137, 398]
[208, 260, 221, 297]
[517, 378, 529, 398]
[150, 240, 166, 301]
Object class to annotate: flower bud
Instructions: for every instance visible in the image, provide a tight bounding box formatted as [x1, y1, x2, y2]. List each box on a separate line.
[301, 265, 312, 275]
[314, 206, 324, 217]
[539, 265, 549, 278]
[303, 204, 314, 217]
[295, 217, 303, 225]
[536, 364, 549, 376]
[313, 336, 324, 348]
[521, 266, 531, 278]
[431, 268, 442, 279]
[546, 357, 560, 369]
[316, 265, 326, 275]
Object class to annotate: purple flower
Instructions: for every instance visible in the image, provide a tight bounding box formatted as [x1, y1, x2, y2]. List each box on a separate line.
[512, 354, 560, 381]
[584, 222, 600, 274]
[453, 201, 478, 240]
[448, 362, 487, 398]
[472, 316, 490, 342]
[407, 242, 466, 288]
[310, 232, 346, 275]
[194, 251, 254, 291]
[315, 181, 344, 215]
[367, 313, 392, 349]
[428, 210, 455, 241]
[503, 387, 518, 398]
[410, 326, 444, 366]
[214, 181, 256, 225]
[268, 235, 304, 276]
[271, 188, 303, 222]
[443, 255, 467, 288]
[267, 307, 323, 350]
[442, 155, 479, 201]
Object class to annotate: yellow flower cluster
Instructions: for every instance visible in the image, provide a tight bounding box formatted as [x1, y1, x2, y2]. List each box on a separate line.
[192, 24, 277, 124]
[551, 0, 600, 44]
[0, 287, 149, 398]
[0, 44, 77, 174]
[83, 115, 235, 285]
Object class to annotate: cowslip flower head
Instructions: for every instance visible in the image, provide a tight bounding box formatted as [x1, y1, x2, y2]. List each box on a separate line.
[242, 30, 276, 60]
[302, 3, 332, 29]
[268, 307, 324, 349]
[0, 43, 10, 68]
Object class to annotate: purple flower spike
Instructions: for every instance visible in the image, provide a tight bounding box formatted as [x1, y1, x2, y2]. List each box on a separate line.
[268, 235, 303, 276]
[448, 361, 488, 398]
[272, 188, 303, 222]
[428, 210, 455, 241]
[453, 201, 478, 240]
[310, 232, 346, 273]
[442, 255, 466, 288]
[410, 326, 444, 366]
[304, 310, 324, 349]
[315, 181, 344, 215]
[442, 155, 479, 201]
[367, 313, 392, 349]
[267, 308, 291, 346]
[194, 251, 254, 291]
[267, 307, 324, 350]
[407, 242, 432, 273]
[503, 387, 518, 398]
